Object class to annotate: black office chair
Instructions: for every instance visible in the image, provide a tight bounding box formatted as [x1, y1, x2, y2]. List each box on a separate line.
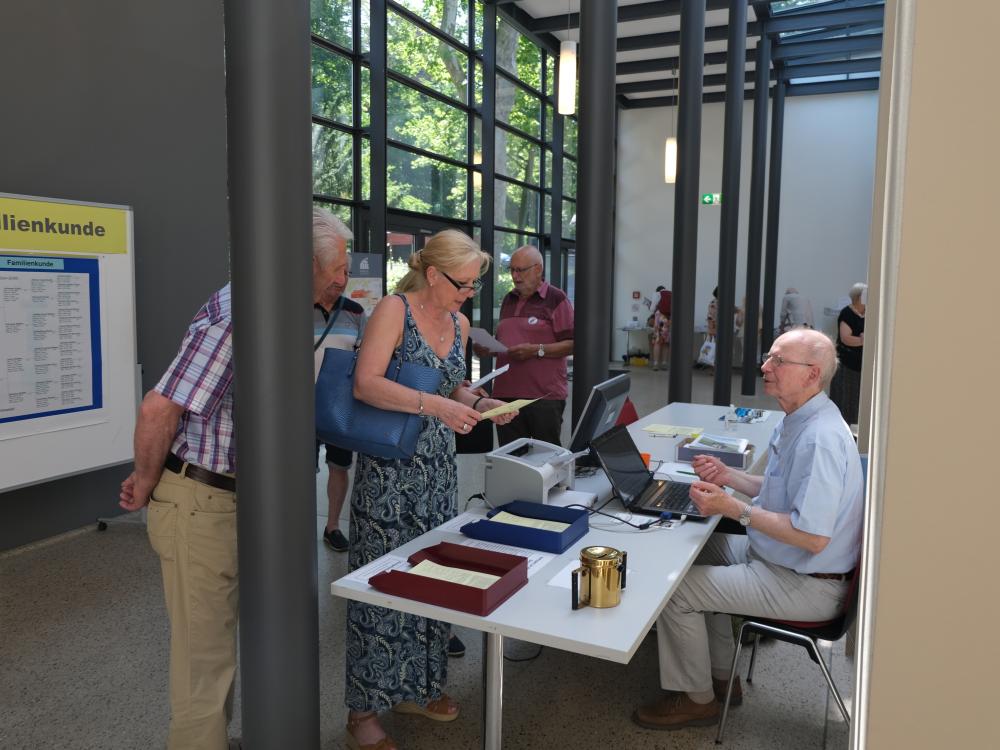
[715, 454, 867, 744]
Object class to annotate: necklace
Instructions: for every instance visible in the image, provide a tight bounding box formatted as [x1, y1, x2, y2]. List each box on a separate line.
[418, 300, 448, 343]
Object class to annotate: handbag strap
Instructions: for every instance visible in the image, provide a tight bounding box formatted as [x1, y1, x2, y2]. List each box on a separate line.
[386, 293, 413, 381]
[313, 299, 344, 351]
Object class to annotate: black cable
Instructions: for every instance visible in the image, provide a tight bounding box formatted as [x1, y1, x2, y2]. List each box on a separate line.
[565, 500, 675, 531]
[463, 492, 494, 511]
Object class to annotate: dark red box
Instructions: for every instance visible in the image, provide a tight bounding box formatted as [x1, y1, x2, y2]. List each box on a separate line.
[368, 541, 528, 616]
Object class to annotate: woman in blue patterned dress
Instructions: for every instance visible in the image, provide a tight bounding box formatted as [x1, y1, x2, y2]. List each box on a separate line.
[344, 230, 517, 750]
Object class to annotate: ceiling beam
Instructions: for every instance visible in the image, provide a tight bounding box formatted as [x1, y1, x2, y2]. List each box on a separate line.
[615, 56, 880, 95]
[766, 5, 883, 34]
[527, 0, 746, 34]
[777, 20, 882, 43]
[785, 77, 879, 96]
[618, 21, 761, 52]
[771, 0, 883, 17]
[495, 3, 560, 54]
[780, 56, 881, 79]
[624, 88, 757, 109]
[617, 48, 755, 77]
[772, 34, 882, 60]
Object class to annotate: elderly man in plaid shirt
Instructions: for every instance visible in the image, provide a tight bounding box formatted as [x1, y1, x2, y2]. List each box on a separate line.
[119, 209, 348, 750]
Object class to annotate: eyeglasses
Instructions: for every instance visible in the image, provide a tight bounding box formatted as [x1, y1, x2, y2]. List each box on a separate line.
[509, 263, 540, 276]
[439, 269, 482, 294]
[763, 352, 814, 368]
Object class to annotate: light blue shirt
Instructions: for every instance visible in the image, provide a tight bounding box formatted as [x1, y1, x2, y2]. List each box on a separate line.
[748, 391, 863, 574]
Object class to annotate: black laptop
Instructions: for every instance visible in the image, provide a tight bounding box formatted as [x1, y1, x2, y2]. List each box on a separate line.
[590, 425, 706, 520]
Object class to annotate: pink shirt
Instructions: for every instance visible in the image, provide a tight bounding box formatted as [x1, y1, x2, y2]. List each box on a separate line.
[492, 282, 574, 400]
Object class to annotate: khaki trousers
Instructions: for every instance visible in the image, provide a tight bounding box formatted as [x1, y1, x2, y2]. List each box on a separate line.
[656, 535, 846, 694]
[147, 469, 238, 750]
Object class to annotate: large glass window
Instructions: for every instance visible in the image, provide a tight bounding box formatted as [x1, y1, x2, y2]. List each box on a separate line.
[495, 178, 539, 233]
[312, 0, 353, 49]
[393, 0, 470, 43]
[387, 79, 467, 161]
[496, 75, 541, 138]
[312, 124, 354, 200]
[388, 146, 468, 219]
[496, 127, 540, 186]
[388, 8, 468, 104]
[496, 19, 541, 90]
[311, 45, 353, 125]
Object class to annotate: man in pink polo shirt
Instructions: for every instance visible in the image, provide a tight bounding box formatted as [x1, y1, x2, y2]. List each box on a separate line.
[487, 245, 574, 446]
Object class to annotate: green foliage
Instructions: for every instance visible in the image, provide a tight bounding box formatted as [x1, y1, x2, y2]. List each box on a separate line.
[312, 45, 353, 125]
[311, 0, 353, 49]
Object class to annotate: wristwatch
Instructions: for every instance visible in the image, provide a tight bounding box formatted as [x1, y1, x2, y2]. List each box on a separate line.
[537, 344, 545, 358]
[738, 503, 753, 527]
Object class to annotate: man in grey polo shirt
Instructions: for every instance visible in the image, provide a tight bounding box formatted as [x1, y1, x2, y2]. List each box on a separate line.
[633, 329, 864, 730]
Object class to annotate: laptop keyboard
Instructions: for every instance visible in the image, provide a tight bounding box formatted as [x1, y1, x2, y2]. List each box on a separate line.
[646, 481, 694, 513]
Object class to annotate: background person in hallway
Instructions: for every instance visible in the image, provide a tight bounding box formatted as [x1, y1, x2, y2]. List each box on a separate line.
[633, 329, 863, 731]
[343, 231, 515, 750]
[477, 244, 574, 446]
[118, 231, 348, 750]
[650, 285, 671, 371]
[312, 209, 366, 553]
[830, 282, 866, 425]
[778, 286, 814, 333]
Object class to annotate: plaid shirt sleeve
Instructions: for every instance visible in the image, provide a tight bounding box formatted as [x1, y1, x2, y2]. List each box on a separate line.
[155, 291, 234, 419]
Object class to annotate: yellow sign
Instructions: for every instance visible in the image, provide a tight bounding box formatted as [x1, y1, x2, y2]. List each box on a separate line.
[0, 195, 129, 255]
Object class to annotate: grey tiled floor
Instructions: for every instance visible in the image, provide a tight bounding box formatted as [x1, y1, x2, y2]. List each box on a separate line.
[0, 366, 851, 749]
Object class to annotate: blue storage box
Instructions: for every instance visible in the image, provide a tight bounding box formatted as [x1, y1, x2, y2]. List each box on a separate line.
[460, 501, 589, 554]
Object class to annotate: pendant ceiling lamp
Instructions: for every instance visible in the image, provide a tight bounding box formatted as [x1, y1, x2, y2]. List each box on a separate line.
[665, 68, 678, 184]
[558, 0, 576, 115]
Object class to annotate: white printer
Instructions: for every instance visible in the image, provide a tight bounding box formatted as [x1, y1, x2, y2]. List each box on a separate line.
[484, 437, 597, 506]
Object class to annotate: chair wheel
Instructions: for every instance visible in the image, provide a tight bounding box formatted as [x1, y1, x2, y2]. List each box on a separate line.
[97, 521, 108, 531]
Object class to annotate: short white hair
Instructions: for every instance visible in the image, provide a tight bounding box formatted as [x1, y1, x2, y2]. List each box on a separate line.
[849, 282, 867, 301]
[312, 207, 352, 267]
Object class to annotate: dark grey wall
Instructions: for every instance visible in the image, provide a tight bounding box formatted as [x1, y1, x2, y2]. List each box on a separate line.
[0, 1, 230, 550]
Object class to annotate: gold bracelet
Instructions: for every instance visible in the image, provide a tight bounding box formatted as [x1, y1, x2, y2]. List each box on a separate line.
[418, 391, 425, 416]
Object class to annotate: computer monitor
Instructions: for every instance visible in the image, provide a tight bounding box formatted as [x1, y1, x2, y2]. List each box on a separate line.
[568, 373, 631, 464]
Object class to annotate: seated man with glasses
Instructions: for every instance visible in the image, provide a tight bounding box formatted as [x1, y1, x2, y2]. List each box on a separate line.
[633, 329, 864, 730]
[476, 244, 574, 446]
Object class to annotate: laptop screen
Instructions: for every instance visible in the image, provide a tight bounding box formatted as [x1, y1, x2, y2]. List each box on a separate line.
[590, 425, 653, 500]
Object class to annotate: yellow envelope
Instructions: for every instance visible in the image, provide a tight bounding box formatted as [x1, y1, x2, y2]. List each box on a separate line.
[480, 398, 537, 419]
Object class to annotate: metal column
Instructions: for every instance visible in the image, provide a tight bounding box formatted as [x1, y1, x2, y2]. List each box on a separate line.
[712, 0, 747, 406]
[370, 0, 388, 256]
[761, 78, 786, 355]
[224, 0, 319, 746]
[740, 27, 770, 395]
[667, 0, 706, 405]
[572, 0, 618, 424]
[483, 632, 504, 750]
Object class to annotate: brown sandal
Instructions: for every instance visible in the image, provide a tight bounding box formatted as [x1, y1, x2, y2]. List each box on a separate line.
[345, 712, 398, 750]
[392, 693, 460, 722]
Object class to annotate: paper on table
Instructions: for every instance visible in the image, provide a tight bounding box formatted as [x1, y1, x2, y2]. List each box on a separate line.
[469, 327, 508, 353]
[643, 424, 702, 437]
[480, 398, 537, 419]
[459, 538, 555, 578]
[409, 559, 500, 589]
[469, 364, 509, 390]
[343, 554, 412, 586]
[489, 510, 570, 533]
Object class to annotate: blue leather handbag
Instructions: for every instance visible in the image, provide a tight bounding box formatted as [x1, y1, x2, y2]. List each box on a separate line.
[315, 296, 444, 460]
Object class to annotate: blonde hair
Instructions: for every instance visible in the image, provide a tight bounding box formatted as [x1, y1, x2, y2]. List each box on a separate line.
[396, 229, 491, 293]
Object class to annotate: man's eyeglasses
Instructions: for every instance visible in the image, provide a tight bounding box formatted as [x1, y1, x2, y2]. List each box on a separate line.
[439, 269, 483, 294]
[763, 352, 814, 368]
[509, 263, 540, 276]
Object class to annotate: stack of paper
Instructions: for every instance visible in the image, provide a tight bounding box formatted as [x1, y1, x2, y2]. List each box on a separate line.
[687, 433, 748, 454]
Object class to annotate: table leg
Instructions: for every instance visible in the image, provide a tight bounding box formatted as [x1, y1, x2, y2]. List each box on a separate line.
[482, 631, 504, 750]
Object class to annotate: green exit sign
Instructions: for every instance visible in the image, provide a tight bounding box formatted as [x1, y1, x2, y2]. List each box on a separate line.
[701, 193, 722, 205]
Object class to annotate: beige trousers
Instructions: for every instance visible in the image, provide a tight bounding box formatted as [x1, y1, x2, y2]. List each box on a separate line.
[147, 469, 238, 750]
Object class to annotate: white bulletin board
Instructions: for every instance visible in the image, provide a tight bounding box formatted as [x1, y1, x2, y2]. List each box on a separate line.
[0, 192, 138, 492]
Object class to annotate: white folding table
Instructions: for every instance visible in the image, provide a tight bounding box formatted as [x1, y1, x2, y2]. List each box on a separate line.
[331, 402, 780, 750]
